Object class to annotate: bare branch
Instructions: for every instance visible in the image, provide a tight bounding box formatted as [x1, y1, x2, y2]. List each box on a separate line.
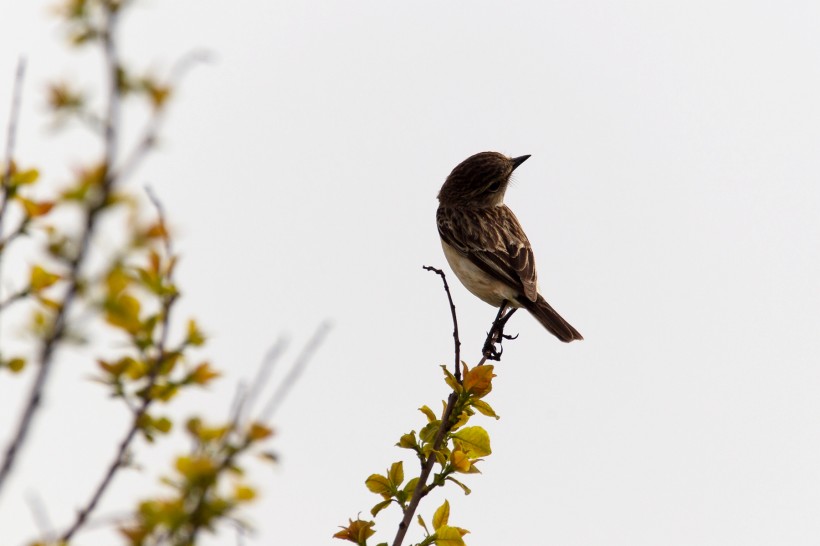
[423, 265, 461, 382]
[242, 337, 289, 424]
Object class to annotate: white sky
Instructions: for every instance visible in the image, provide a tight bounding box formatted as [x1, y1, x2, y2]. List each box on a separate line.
[2, 1, 820, 545]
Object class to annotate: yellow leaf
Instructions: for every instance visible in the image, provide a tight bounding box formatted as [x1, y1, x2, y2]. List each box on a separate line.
[16, 196, 54, 217]
[7, 357, 26, 373]
[434, 525, 467, 546]
[441, 365, 461, 392]
[433, 499, 450, 530]
[234, 484, 256, 501]
[388, 461, 404, 486]
[471, 399, 499, 419]
[450, 426, 491, 457]
[462, 364, 495, 398]
[186, 319, 206, 346]
[450, 450, 471, 473]
[154, 416, 172, 433]
[144, 221, 168, 241]
[148, 85, 171, 110]
[365, 473, 392, 496]
[333, 518, 375, 543]
[105, 293, 142, 334]
[175, 455, 216, 480]
[397, 431, 417, 449]
[419, 405, 437, 422]
[12, 168, 39, 185]
[30, 265, 61, 292]
[248, 422, 273, 441]
[105, 265, 131, 296]
[190, 362, 220, 385]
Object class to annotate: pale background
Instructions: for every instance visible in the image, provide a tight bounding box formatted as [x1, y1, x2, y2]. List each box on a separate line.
[1, 1, 819, 545]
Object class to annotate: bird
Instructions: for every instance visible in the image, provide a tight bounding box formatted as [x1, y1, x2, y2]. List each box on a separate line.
[436, 151, 583, 343]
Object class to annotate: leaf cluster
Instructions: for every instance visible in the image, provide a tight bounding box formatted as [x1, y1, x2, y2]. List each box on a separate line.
[335, 363, 498, 546]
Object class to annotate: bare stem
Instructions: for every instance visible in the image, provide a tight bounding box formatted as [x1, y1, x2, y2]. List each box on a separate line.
[422, 266, 461, 382]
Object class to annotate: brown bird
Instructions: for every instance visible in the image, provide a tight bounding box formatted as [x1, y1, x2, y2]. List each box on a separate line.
[436, 151, 583, 343]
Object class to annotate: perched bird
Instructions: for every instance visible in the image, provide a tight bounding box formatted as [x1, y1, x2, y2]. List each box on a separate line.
[436, 151, 583, 343]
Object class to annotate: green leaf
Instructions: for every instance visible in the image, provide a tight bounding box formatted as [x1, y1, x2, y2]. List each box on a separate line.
[432, 499, 450, 530]
[419, 421, 440, 444]
[450, 426, 491, 457]
[370, 498, 392, 517]
[397, 431, 418, 450]
[365, 474, 392, 496]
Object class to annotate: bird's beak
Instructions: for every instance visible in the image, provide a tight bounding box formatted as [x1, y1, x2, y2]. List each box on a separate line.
[511, 154, 531, 171]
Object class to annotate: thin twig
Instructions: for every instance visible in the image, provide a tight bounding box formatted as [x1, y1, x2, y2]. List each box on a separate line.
[114, 50, 210, 184]
[0, 11, 123, 496]
[0, 57, 27, 226]
[59, 189, 179, 542]
[391, 266, 468, 546]
[242, 337, 289, 423]
[259, 321, 332, 423]
[422, 266, 461, 382]
[0, 57, 27, 360]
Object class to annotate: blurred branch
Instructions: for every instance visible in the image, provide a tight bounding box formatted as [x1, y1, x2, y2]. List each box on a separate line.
[0, 57, 26, 225]
[0, 57, 27, 357]
[242, 337, 289, 423]
[259, 321, 332, 423]
[59, 189, 179, 542]
[114, 50, 210, 184]
[0, 7, 123, 496]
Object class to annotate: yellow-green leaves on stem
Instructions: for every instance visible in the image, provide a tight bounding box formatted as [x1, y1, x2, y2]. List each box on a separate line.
[337, 357, 500, 545]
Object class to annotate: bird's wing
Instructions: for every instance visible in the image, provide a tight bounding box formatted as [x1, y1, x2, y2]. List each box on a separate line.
[437, 205, 538, 302]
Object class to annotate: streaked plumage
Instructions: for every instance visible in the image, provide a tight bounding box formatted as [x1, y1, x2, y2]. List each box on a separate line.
[437, 151, 583, 343]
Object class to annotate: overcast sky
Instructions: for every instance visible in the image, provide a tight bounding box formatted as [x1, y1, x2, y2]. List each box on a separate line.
[2, 1, 820, 545]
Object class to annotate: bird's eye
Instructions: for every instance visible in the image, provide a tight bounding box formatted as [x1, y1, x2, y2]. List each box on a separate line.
[487, 181, 502, 193]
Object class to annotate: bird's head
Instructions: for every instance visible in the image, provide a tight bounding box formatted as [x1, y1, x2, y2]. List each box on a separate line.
[437, 151, 530, 207]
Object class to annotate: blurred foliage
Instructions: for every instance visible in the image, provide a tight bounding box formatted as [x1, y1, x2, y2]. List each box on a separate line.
[1, 1, 278, 544]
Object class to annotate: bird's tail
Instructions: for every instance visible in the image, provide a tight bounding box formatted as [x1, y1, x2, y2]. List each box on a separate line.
[517, 294, 583, 343]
